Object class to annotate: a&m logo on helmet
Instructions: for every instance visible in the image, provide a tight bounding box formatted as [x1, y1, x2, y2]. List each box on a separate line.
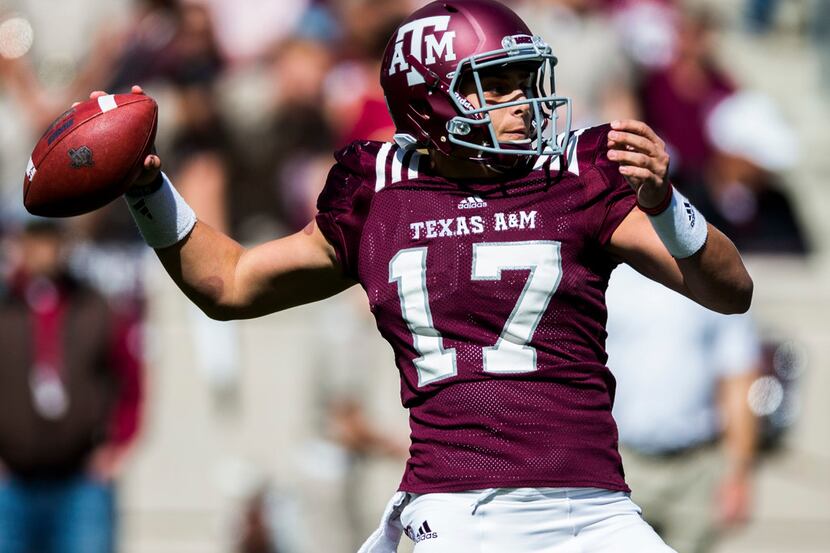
[388, 16, 457, 86]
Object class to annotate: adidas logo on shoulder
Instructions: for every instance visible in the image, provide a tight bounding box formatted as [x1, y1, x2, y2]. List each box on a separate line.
[405, 520, 438, 543]
[457, 196, 487, 209]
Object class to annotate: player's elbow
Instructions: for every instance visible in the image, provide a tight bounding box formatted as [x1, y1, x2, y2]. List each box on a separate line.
[200, 298, 252, 321]
[733, 275, 754, 314]
[202, 305, 237, 321]
[199, 294, 270, 321]
[714, 274, 754, 315]
[192, 296, 241, 321]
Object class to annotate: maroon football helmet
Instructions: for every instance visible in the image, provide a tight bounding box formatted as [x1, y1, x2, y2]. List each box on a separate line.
[380, 0, 572, 168]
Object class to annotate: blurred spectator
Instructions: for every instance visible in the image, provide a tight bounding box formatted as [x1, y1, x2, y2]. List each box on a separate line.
[236, 38, 335, 238]
[0, 220, 143, 553]
[516, 0, 639, 127]
[162, 1, 230, 234]
[278, 152, 336, 233]
[746, 0, 779, 33]
[612, 0, 678, 70]
[0, 51, 54, 134]
[296, 392, 408, 552]
[696, 91, 808, 254]
[750, 340, 806, 451]
[327, 398, 408, 460]
[237, 488, 279, 553]
[812, 0, 830, 92]
[238, 0, 406, 237]
[202, 0, 309, 64]
[633, 4, 736, 187]
[72, 0, 182, 98]
[322, 0, 408, 146]
[606, 264, 761, 553]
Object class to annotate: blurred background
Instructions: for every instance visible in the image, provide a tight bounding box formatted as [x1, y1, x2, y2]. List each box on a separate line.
[0, 0, 827, 552]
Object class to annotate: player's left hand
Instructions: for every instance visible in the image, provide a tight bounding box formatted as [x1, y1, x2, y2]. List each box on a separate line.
[607, 120, 671, 210]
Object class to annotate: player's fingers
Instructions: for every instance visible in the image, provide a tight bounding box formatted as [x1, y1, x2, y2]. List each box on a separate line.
[71, 102, 81, 108]
[607, 131, 656, 155]
[144, 154, 161, 170]
[611, 119, 664, 148]
[618, 164, 654, 181]
[89, 90, 108, 100]
[131, 85, 145, 95]
[607, 149, 655, 170]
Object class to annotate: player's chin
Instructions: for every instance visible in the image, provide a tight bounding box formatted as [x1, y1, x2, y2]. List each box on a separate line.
[499, 134, 532, 144]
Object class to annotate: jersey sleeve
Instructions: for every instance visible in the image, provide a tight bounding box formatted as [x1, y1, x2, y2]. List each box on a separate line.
[577, 124, 638, 246]
[315, 141, 380, 279]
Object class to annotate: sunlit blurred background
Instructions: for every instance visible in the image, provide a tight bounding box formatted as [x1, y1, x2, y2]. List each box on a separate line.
[0, 0, 828, 552]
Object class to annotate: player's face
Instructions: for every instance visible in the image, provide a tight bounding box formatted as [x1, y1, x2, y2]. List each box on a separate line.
[461, 67, 534, 144]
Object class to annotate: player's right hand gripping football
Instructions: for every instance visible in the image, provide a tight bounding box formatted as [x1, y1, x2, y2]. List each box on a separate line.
[75, 85, 162, 191]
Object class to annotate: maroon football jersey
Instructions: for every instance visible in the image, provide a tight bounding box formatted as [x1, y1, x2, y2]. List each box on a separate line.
[316, 124, 636, 493]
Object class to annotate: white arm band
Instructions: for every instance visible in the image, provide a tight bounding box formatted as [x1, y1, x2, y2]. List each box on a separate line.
[125, 172, 197, 249]
[647, 188, 708, 259]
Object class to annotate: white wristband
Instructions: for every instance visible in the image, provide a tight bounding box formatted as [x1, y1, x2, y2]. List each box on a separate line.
[647, 188, 708, 259]
[126, 172, 197, 249]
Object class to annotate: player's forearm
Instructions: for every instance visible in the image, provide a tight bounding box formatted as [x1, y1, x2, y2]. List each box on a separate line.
[677, 225, 753, 314]
[156, 221, 248, 320]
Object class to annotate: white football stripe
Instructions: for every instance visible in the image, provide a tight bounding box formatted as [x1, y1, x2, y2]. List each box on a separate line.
[375, 142, 393, 191]
[407, 152, 420, 179]
[97, 94, 118, 113]
[26, 157, 36, 180]
[391, 147, 405, 183]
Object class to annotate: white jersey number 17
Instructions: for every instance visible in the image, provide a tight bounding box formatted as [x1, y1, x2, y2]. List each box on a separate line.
[389, 241, 563, 386]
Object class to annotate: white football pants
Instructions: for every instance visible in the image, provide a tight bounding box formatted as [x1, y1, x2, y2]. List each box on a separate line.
[358, 487, 677, 553]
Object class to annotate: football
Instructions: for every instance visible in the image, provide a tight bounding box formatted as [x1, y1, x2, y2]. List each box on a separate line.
[23, 93, 158, 217]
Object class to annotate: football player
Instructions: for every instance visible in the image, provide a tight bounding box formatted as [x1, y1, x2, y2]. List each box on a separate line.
[97, 1, 752, 551]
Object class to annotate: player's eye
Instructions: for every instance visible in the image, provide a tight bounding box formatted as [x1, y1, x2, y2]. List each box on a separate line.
[482, 80, 513, 97]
